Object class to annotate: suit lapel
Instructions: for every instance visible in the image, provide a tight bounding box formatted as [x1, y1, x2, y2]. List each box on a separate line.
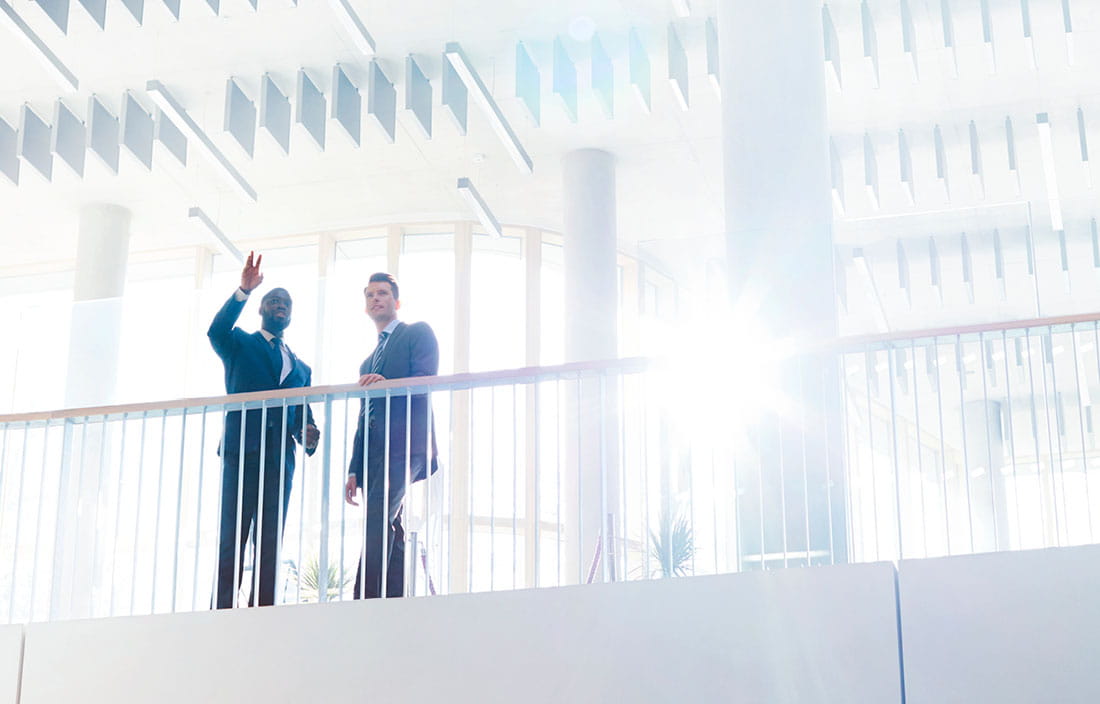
[378, 322, 406, 376]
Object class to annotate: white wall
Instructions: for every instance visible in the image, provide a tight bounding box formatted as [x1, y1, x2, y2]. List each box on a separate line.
[19, 563, 903, 704]
[899, 544, 1100, 703]
[0, 625, 22, 704]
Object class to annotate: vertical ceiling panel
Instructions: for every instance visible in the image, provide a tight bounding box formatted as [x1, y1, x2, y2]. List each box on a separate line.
[121, 90, 154, 170]
[515, 41, 540, 126]
[224, 77, 257, 158]
[331, 64, 361, 147]
[119, 0, 143, 23]
[441, 53, 468, 136]
[553, 36, 577, 122]
[259, 74, 291, 155]
[591, 34, 614, 119]
[87, 95, 119, 173]
[31, 0, 69, 34]
[155, 108, 187, 165]
[0, 117, 19, 185]
[366, 59, 396, 144]
[628, 27, 651, 113]
[75, 0, 105, 28]
[405, 55, 432, 139]
[295, 69, 326, 150]
[51, 99, 85, 177]
[704, 18, 719, 95]
[667, 24, 688, 110]
[18, 104, 53, 181]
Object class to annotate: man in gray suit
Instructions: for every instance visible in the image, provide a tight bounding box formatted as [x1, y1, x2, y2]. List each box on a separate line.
[345, 272, 439, 599]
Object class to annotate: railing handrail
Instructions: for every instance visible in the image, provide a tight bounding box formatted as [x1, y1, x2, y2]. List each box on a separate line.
[829, 311, 1100, 351]
[0, 356, 651, 424]
[7, 311, 1099, 424]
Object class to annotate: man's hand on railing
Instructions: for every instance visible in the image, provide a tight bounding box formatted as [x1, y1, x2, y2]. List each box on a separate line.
[358, 373, 384, 386]
[240, 250, 264, 293]
[344, 475, 360, 506]
[305, 423, 319, 451]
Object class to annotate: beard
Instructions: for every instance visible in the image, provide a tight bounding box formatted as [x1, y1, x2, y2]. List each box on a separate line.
[261, 312, 290, 333]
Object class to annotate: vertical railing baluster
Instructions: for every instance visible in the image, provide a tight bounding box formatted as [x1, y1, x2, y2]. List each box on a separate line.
[192, 407, 208, 612]
[277, 397, 289, 606]
[512, 383, 518, 590]
[151, 409, 169, 613]
[131, 411, 150, 615]
[1069, 328, 1094, 542]
[30, 421, 53, 622]
[955, 337, 976, 554]
[9, 421, 31, 623]
[1025, 330, 1060, 544]
[171, 409, 188, 612]
[798, 357, 811, 566]
[1045, 329, 1070, 541]
[932, 342, 952, 555]
[1000, 332, 1022, 549]
[977, 333, 999, 550]
[887, 346, 905, 560]
[90, 414, 110, 617]
[910, 341, 929, 558]
[863, 350, 880, 561]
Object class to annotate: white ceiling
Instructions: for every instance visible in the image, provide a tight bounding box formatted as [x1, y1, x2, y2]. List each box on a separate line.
[0, 0, 725, 269]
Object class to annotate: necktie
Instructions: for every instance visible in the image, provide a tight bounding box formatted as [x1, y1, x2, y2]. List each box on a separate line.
[271, 337, 289, 383]
[370, 331, 389, 374]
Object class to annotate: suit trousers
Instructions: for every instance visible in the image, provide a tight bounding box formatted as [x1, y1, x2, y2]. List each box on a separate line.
[352, 447, 420, 599]
[215, 444, 295, 608]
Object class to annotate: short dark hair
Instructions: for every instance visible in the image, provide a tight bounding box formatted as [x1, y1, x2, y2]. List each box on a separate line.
[261, 287, 292, 304]
[366, 272, 399, 300]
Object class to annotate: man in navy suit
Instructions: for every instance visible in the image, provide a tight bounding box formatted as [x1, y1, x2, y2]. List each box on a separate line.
[209, 251, 319, 608]
[345, 272, 438, 599]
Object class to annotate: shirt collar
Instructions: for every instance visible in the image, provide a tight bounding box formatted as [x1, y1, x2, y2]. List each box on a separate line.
[379, 319, 401, 337]
[259, 329, 282, 345]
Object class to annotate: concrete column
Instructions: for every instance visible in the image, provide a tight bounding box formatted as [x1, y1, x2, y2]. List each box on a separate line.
[54, 204, 131, 620]
[563, 149, 618, 362]
[718, 2, 846, 566]
[65, 203, 131, 408]
[562, 149, 620, 583]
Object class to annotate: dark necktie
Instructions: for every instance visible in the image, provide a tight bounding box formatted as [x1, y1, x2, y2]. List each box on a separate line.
[271, 337, 286, 382]
[370, 331, 389, 374]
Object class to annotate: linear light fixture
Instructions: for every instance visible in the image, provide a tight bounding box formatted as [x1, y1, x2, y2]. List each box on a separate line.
[327, 0, 375, 56]
[445, 42, 533, 175]
[146, 80, 257, 202]
[189, 207, 244, 262]
[0, 0, 78, 91]
[457, 177, 502, 238]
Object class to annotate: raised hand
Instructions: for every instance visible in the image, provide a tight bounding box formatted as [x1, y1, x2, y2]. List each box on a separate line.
[241, 251, 264, 293]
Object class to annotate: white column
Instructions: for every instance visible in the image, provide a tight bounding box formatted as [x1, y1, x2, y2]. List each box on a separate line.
[54, 204, 131, 620]
[563, 149, 618, 362]
[65, 203, 131, 408]
[719, 0, 833, 338]
[562, 149, 620, 583]
[718, 3, 846, 566]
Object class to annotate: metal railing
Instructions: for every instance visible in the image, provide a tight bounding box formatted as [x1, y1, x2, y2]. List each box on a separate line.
[2, 315, 1099, 623]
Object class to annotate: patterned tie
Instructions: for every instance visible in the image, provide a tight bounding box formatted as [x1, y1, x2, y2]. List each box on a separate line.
[370, 331, 389, 374]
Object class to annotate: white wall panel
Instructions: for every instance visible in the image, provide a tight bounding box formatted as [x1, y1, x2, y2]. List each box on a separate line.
[20, 563, 902, 704]
[899, 545, 1100, 703]
[0, 626, 21, 704]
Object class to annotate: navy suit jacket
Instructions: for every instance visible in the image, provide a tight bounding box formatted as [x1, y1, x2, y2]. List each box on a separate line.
[208, 292, 315, 459]
[348, 321, 439, 484]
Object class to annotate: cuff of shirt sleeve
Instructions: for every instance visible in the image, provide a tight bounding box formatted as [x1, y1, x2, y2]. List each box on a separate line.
[234, 288, 249, 302]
